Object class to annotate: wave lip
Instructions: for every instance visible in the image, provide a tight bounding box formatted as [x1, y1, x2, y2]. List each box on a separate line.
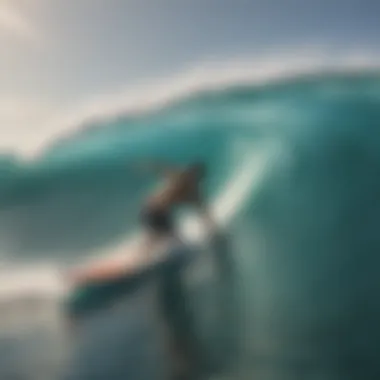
[4, 51, 380, 159]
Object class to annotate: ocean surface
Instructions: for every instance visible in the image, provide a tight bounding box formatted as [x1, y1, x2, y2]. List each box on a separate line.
[1, 67, 380, 379]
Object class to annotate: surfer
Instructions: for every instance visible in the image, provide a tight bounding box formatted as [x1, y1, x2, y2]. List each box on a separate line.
[138, 161, 217, 254]
[137, 161, 218, 379]
[68, 161, 217, 284]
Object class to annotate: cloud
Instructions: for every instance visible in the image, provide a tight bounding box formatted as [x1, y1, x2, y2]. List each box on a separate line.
[0, 1, 40, 42]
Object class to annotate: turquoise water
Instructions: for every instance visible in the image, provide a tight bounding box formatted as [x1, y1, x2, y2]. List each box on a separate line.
[1, 70, 380, 379]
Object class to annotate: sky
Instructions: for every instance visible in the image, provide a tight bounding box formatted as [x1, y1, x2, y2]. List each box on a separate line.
[1, 0, 380, 156]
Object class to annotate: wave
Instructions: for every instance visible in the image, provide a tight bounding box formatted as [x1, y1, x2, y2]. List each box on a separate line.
[3, 51, 380, 159]
[0, 68, 380, 260]
[1, 61, 380, 378]
[0, 139, 277, 302]
[0, 142, 275, 380]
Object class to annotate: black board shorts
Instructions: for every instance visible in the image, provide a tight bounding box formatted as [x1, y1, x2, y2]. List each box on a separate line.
[140, 206, 174, 235]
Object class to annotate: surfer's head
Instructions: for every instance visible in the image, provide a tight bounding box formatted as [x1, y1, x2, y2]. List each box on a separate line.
[187, 162, 206, 180]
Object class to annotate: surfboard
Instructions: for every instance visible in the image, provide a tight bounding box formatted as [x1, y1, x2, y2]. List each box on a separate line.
[69, 238, 175, 285]
[65, 143, 275, 320]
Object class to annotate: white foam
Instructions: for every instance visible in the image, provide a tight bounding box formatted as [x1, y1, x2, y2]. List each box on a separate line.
[0, 264, 66, 334]
[0, 264, 65, 301]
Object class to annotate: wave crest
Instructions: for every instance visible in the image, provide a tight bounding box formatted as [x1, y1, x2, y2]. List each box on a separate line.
[8, 51, 380, 159]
